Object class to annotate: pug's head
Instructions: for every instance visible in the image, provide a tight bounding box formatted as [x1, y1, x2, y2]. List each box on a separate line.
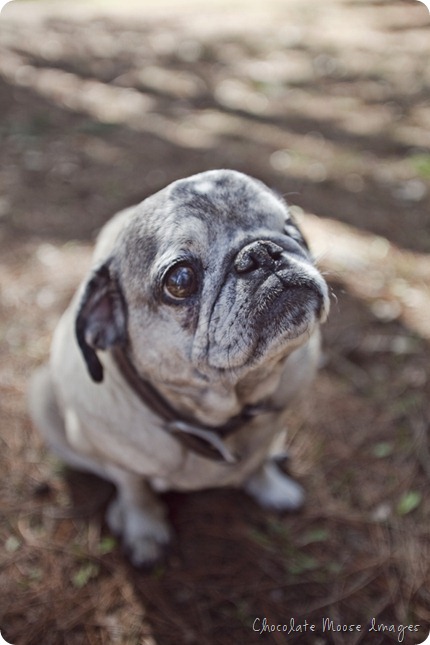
[76, 170, 329, 413]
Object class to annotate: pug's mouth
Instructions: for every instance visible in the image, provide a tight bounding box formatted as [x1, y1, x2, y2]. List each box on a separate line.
[204, 267, 328, 372]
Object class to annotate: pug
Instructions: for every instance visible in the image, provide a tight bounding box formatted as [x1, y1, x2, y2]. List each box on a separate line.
[29, 169, 329, 567]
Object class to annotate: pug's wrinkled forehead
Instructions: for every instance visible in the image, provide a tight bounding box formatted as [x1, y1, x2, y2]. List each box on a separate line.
[168, 170, 289, 233]
[116, 170, 289, 290]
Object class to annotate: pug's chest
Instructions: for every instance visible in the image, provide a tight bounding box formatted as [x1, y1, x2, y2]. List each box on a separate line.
[65, 350, 289, 488]
[149, 410, 288, 491]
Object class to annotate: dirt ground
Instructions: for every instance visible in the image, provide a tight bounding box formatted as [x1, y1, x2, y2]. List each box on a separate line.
[0, 0, 429, 643]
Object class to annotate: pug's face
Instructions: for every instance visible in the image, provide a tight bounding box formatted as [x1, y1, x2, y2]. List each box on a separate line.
[77, 170, 329, 399]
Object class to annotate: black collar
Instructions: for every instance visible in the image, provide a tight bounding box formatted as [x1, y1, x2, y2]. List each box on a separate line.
[111, 347, 277, 464]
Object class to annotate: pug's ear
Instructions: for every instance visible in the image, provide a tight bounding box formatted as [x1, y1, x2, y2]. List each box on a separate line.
[75, 261, 127, 383]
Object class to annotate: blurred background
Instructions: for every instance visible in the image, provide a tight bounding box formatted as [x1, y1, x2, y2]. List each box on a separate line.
[0, 0, 429, 643]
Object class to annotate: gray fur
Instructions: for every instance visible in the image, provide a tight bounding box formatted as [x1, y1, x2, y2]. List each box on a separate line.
[29, 169, 329, 567]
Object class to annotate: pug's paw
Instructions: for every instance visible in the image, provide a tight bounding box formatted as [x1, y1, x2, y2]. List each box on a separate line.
[244, 461, 305, 511]
[106, 495, 171, 568]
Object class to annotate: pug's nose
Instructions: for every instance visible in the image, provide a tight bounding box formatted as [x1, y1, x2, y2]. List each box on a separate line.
[234, 240, 284, 274]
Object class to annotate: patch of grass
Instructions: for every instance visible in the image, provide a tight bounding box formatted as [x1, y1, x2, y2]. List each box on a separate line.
[287, 554, 319, 576]
[409, 154, 430, 180]
[72, 561, 100, 589]
[96, 536, 117, 555]
[396, 491, 422, 516]
[372, 442, 394, 459]
[298, 528, 330, 545]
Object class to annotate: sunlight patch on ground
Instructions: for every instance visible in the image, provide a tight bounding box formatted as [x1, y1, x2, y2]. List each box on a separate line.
[301, 214, 430, 341]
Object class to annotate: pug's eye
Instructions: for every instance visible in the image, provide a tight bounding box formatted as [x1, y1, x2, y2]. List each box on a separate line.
[163, 263, 198, 300]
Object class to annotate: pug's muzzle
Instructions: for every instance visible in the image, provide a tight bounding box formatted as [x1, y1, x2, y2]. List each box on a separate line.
[199, 236, 328, 372]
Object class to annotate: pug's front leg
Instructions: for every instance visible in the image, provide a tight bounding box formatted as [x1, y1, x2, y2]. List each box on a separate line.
[243, 460, 305, 511]
[105, 468, 171, 568]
